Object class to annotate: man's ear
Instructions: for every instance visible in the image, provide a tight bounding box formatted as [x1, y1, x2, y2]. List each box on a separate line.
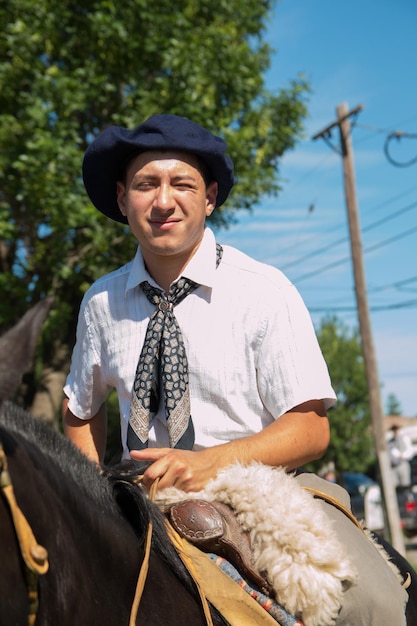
[205, 181, 218, 217]
[116, 181, 127, 217]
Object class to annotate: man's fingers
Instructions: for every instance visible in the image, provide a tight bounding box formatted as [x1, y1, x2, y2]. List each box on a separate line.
[130, 447, 170, 462]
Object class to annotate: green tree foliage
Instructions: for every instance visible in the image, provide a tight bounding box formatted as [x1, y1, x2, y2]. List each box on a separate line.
[0, 0, 308, 418]
[304, 317, 376, 475]
[385, 393, 402, 416]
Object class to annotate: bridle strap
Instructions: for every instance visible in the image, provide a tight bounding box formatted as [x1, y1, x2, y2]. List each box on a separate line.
[0, 441, 49, 626]
[129, 479, 158, 626]
[129, 477, 213, 626]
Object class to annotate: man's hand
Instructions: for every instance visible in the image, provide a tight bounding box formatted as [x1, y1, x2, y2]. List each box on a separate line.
[130, 447, 222, 492]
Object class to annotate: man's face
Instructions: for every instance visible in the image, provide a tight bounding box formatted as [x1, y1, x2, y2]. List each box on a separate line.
[116, 150, 218, 265]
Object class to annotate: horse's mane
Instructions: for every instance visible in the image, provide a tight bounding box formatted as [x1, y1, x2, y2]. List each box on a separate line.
[0, 401, 116, 510]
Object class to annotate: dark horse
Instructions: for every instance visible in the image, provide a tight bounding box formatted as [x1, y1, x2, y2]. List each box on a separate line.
[0, 299, 416, 625]
[0, 401, 229, 626]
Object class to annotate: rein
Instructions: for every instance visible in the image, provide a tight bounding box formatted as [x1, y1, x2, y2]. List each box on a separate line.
[129, 477, 213, 626]
[0, 439, 49, 626]
[128, 478, 157, 626]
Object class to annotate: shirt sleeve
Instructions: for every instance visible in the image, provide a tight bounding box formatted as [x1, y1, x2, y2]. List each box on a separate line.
[256, 283, 337, 418]
[63, 292, 111, 420]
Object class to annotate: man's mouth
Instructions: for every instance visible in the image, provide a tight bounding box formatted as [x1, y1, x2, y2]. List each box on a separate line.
[150, 219, 180, 230]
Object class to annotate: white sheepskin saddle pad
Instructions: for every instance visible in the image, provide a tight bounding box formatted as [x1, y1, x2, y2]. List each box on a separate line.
[157, 462, 358, 626]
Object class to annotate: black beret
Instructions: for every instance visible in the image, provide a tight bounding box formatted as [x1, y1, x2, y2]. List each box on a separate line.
[82, 114, 235, 224]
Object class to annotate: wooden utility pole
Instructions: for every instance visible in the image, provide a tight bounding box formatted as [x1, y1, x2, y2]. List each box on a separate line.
[313, 103, 406, 555]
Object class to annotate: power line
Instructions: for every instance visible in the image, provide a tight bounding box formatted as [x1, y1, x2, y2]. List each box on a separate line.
[291, 222, 417, 283]
[362, 200, 417, 233]
[308, 298, 417, 314]
[291, 253, 351, 283]
[306, 277, 417, 309]
[369, 275, 417, 294]
[281, 199, 417, 272]
[275, 180, 417, 270]
[280, 233, 348, 270]
[364, 224, 417, 255]
[384, 131, 417, 167]
[355, 114, 417, 167]
[372, 299, 417, 311]
[356, 114, 417, 135]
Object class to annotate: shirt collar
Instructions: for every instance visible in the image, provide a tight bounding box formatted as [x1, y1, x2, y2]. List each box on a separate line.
[125, 227, 218, 294]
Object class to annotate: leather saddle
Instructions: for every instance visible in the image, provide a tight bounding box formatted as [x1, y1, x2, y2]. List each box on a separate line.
[167, 499, 274, 598]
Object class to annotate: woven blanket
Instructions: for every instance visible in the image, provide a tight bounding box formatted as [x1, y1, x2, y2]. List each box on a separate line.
[209, 554, 304, 626]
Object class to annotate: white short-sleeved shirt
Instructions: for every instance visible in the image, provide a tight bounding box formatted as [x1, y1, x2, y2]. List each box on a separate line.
[64, 228, 336, 459]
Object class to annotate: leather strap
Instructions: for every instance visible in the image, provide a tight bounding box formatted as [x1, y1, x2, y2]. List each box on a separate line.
[301, 486, 365, 532]
[0, 442, 49, 626]
[130, 480, 213, 626]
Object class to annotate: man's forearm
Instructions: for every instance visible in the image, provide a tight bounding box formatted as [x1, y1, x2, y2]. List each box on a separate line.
[62, 398, 107, 464]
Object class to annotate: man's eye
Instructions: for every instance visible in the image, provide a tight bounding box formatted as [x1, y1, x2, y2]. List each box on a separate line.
[176, 183, 194, 190]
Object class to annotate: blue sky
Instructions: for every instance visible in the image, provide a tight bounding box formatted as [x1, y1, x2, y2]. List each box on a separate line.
[215, 1, 417, 416]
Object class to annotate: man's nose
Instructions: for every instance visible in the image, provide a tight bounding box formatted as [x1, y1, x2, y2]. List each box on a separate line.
[155, 183, 175, 209]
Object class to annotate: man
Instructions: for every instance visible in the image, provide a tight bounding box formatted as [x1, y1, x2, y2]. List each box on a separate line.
[63, 114, 407, 624]
[389, 424, 412, 487]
